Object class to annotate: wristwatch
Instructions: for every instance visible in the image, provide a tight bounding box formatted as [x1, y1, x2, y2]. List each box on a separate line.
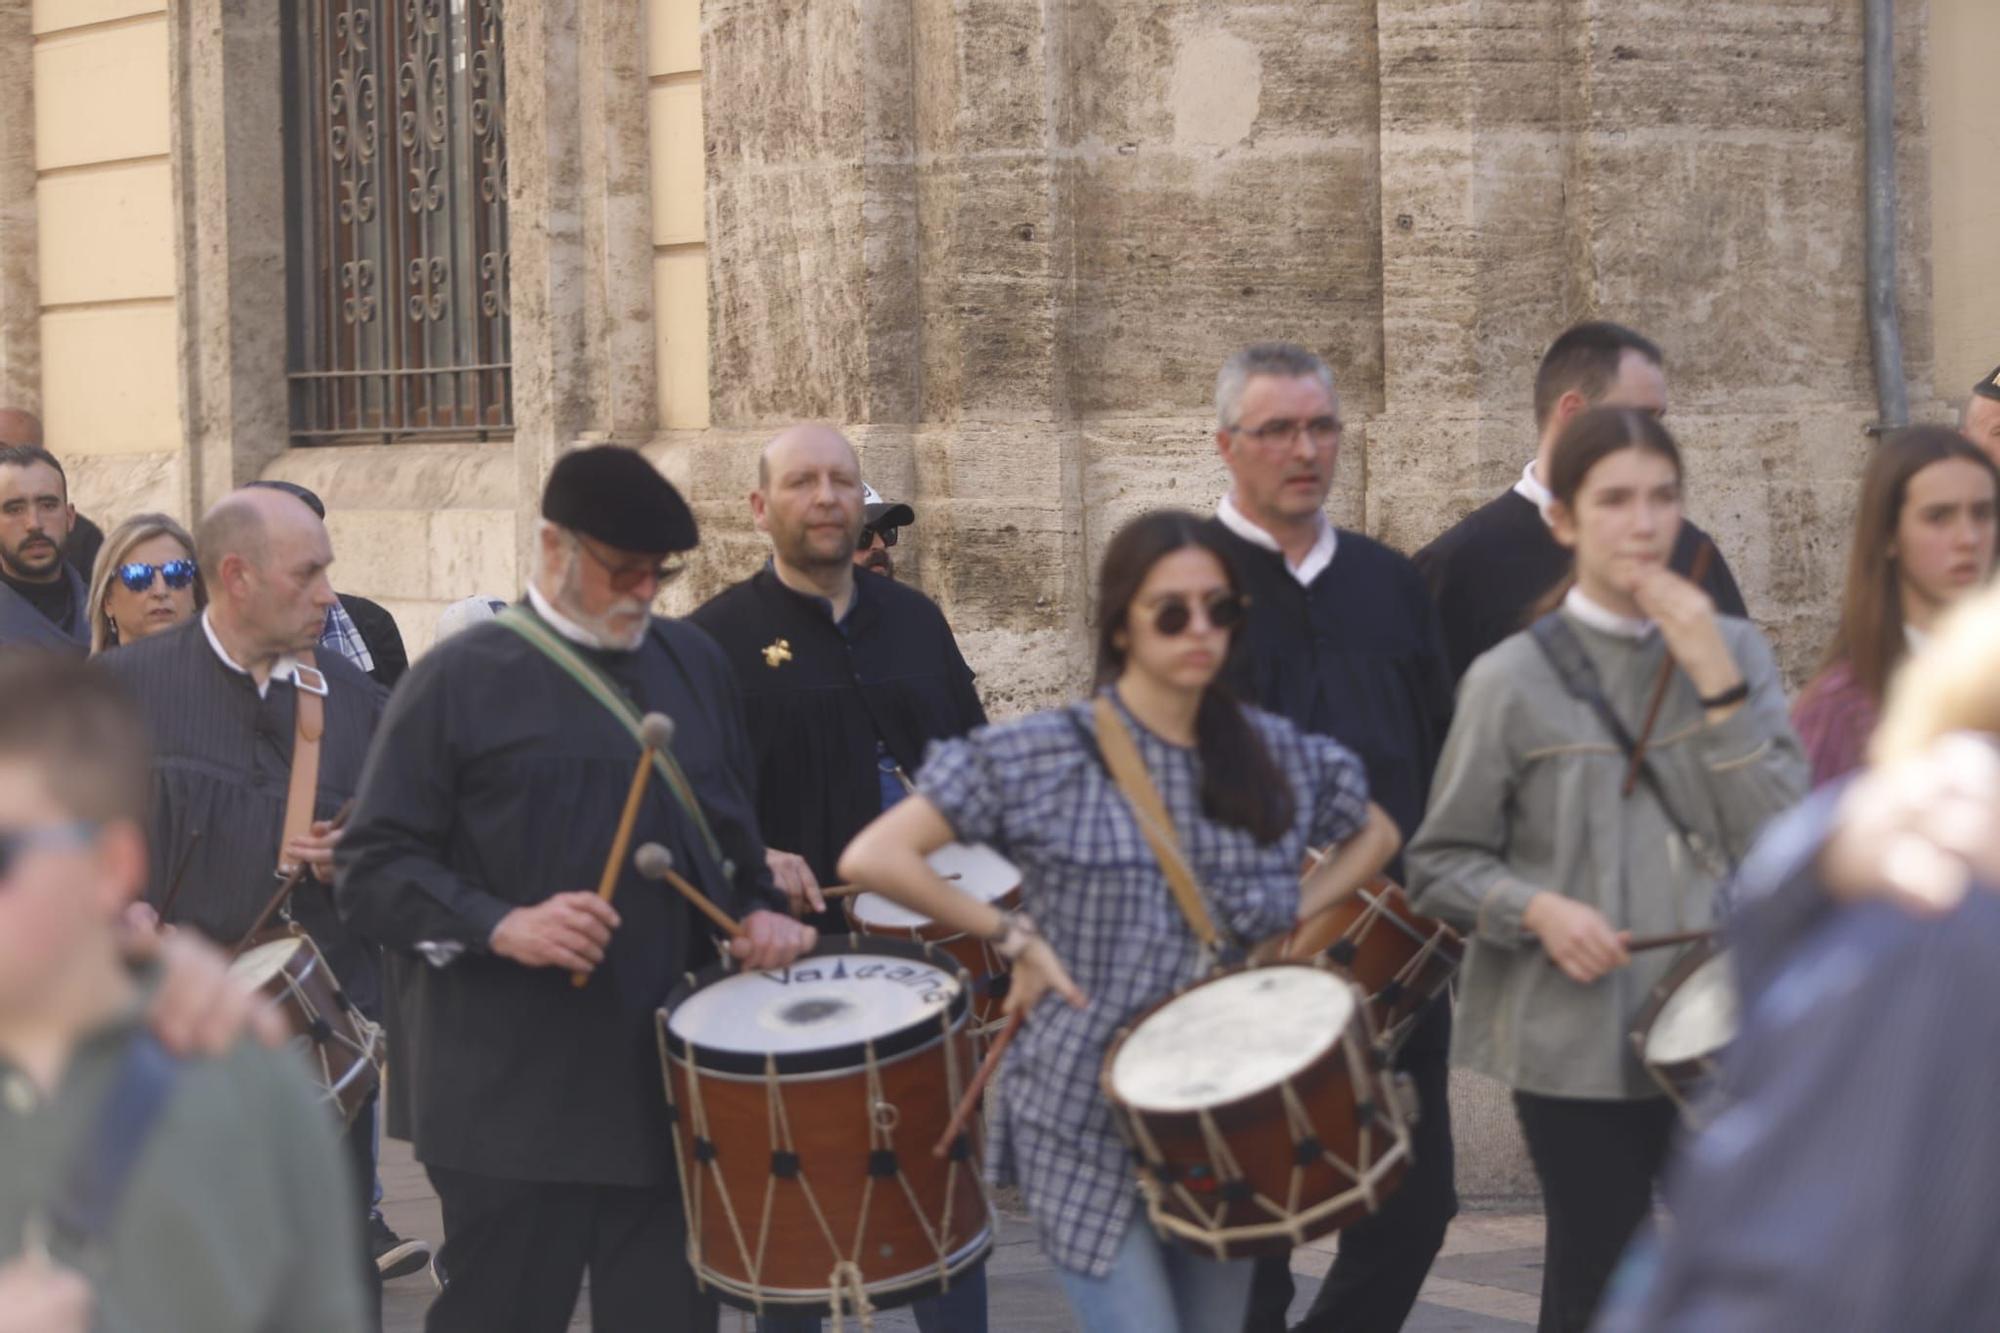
[1699, 680, 1750, 709]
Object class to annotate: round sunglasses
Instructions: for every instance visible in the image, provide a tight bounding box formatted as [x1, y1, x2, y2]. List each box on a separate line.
[1144, 591, 1248, 636]
[116, 559, 199, 593]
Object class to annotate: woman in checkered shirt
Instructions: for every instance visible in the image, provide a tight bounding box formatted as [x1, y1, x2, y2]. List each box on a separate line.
[840, 509, 1401, 1333]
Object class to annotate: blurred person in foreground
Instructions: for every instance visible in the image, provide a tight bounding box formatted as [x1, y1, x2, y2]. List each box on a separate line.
[84, 513, 206, 653]
[1602, 578, 2000, 1331]
[0, 656, 367, 1333]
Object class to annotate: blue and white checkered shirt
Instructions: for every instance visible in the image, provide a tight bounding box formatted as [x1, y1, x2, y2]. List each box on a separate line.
[916, 690, 1370, 1277]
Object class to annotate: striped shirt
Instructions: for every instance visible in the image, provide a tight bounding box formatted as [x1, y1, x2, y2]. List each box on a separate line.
[917, 690, 1370, 1276]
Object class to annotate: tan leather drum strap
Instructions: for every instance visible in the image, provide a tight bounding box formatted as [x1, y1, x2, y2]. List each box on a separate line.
[1092, 694, 1221, 950]
[278, 650, 328, 876]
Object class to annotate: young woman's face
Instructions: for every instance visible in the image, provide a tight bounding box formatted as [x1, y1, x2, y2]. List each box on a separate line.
[1893, 456, 1998, 617]
[1550, 446, 1683, 601]
[1116, 546, 1239, 694]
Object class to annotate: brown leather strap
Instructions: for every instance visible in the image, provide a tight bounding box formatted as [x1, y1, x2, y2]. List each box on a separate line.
[277, 650, 328, 877]
[1091, 694, 1221, 949]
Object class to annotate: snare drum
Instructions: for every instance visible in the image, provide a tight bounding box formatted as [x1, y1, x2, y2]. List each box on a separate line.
[1278, 874, 1463, 1053]
[847, 842, 1021, 1033]
[1629, 941, 1738, 1119]
[657, 935, 992, 1317]
[230, 932, 382, 1125]
[1102, 961, 1413, 1260]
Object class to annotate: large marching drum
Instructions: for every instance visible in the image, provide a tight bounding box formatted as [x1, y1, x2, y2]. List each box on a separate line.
[1102, 960, 1414, 1259]
[228, 929, 383, 1125]
[657, 936, 992, 1318]
[1629, 940, 1738, 1121]
[845, 842, 1020, 1035]
[1277, 872, 1463, 1053]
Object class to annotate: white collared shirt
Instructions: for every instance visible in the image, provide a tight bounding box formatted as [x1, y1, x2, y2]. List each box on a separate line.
[1563, 585, 1656, 640]
[1215, 493, 1338, 587]
[1514, 458, 1555, 524]
[1904, 622, 1929, 656]
[526, 581, 611, 650]
[201, 611, 305, 700]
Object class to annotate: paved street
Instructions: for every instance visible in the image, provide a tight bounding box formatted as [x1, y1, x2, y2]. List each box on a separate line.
[380, 1139, 1541, 1331]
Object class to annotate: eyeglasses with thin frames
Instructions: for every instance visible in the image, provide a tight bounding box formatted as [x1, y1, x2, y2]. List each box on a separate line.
[1143, 591, 1249, 637]
[574, 535, 685, 592]
[1229, 416, 1342, 451]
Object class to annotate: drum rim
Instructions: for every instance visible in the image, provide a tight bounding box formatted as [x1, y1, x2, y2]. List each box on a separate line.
[1629, 937, 1732, 1074]
[658, 933, 971, 1076]
[1639, 948, 1736, 1067]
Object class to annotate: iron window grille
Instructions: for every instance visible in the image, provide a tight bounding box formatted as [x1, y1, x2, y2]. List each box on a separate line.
[282, 0, 512, 443]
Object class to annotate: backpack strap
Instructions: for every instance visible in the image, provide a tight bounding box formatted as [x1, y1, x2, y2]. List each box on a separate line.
[40, 1033, 180, 1254]
[1527, 613, 1724, 869]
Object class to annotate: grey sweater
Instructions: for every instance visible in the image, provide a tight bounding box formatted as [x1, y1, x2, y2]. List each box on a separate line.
[1407, 611, 1807, 1099]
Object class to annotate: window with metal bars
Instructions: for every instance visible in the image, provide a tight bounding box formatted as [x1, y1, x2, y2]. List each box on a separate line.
[282, 0, 512, 444]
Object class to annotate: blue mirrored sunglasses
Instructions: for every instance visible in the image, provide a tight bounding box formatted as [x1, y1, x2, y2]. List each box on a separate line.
[117, 559, 198, 593]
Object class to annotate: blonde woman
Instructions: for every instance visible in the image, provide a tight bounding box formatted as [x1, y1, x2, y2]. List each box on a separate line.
[85, 513, 205, 653]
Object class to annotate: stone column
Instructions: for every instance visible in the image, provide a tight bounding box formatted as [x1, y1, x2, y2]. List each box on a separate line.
[169, 0, 291, 513]
[0, 0, 39, 411]
[504, 0, 660, 565]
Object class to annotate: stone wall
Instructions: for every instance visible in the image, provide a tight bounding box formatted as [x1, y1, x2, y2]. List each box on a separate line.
[685, 0, 1938, 704]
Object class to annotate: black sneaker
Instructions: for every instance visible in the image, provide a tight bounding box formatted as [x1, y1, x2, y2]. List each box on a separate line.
[370, 1213, 432, 1281]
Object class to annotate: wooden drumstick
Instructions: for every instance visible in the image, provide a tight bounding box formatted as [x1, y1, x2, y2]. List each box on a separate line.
[156, 827, 203, 923]
[818, 874, 962, 901]
[1623, 927, 1716, 954]
[634, 842, 745, 941]
[572, 714, 675, 987]
[1623, 541, 1715, 797]
[933, 1010, 1022, 1159]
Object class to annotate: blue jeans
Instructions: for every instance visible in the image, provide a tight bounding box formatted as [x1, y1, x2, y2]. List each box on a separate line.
[755, 1260, 986, 1333]
[1055, 1211, 1253, 1333]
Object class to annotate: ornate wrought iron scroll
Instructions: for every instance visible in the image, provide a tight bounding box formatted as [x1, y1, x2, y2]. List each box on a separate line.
[285, 0, 511, 441]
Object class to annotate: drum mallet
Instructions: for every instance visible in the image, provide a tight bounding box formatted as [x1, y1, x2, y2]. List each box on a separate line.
[572, 713, 677, 987]
[634, 842, 746, 943]
[1622, 928, 1717, 954]
[933, 1010, 1023, 1159]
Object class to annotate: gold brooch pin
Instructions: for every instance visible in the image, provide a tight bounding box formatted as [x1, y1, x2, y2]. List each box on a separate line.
[762, 638, 793, 668]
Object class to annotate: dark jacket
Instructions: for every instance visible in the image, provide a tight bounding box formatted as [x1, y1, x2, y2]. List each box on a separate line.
[0, 562, 89, 656]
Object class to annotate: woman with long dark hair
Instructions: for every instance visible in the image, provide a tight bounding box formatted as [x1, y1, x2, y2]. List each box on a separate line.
[1407, 407, 1807, 1333]
[838, 509, 1399, 1333]
[1792, 425, 1998, 787]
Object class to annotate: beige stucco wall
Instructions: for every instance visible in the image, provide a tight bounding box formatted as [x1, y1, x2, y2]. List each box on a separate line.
[650, 0, 709, 434]
[31, 1, 183, 524]
[1930, 0, 2000, 402]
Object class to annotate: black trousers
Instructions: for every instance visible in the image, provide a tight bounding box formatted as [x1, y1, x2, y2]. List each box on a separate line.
[1512, 1092, 1676, 1333]
[425, 1165, 716, 1333]
[1244, 1001, 1459, 1333]
[344, 1099, 384, 1332]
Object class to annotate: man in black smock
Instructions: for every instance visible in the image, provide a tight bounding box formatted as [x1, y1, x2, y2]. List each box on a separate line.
[1202, 344, 1458, 1333]
[1414, 321, 1747, 683]
[689, 427, 989, 1333]
[98, 483, 387, 1324]
[335, 447, 816, 1333]
[690, 426, 985, 923]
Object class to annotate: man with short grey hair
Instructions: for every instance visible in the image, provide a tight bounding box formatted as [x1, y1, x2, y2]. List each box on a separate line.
[1961, 366, 2000, 469]
[1203, 342, 1460, 1333]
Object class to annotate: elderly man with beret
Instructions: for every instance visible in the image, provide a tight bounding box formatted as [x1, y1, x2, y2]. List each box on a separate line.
[337, 446, 815, 1332]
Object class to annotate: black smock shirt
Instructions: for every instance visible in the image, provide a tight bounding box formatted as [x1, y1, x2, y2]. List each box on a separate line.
[99, 617, 384, 1014]
[1208, 521, 1454, 860]
[689, 564, 986, 889]
[335, 604, 785, 1187]
[1413, 488, 1747, 684]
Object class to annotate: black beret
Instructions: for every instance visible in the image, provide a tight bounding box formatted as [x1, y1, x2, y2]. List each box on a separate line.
[541, 446, 698, 554]
[1976, 365, 2000, 404]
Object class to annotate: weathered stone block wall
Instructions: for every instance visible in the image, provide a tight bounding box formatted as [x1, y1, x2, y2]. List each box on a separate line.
[688, 0, 1937, 704]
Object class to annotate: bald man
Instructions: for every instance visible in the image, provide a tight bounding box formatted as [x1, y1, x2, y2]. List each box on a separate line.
[97, 484, 388, 1324]
[688, 426, 988, 1331]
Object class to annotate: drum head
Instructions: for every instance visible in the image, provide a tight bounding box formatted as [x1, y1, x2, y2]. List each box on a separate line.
[849, 843, 1019, 929]
[1110, 966, 1354, 1113]
[1644, 953, 1738, 1065]
[230, 937, 304, 989]
[664, 936, 966, 1075]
